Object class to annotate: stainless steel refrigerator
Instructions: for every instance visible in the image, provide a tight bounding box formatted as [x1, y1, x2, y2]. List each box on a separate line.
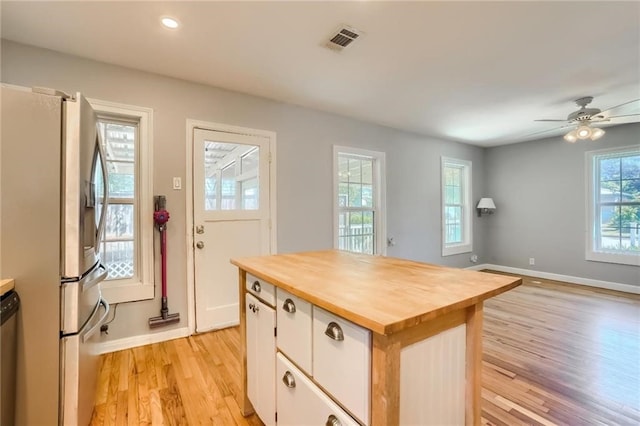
[1, 85, 110, 425]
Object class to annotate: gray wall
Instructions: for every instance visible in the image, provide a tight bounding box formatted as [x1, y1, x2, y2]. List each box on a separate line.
[485, 123, 640, 286]
[1, 40, 487, 341]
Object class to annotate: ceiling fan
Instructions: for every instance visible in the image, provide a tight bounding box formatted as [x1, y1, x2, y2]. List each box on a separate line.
[533, 96, 640, 142]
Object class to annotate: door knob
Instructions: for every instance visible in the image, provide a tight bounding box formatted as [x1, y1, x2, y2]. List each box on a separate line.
[196, 241, 204, 249]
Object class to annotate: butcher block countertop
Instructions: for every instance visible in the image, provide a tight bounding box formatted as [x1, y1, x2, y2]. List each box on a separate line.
[231, 250, 521, 335]
[0, 278, 15, 297]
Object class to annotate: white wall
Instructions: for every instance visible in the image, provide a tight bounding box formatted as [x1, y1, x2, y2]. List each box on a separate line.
[1, 40, 486, 341]
[485, 123, 640, 286]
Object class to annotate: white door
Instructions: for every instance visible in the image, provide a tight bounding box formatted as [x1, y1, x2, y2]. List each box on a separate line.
[193, 128, 272, 332]
[246, 294, 276, 426]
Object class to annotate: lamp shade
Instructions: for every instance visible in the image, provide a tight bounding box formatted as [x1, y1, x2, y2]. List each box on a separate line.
[576, 125, 593, 140]
[563, 130, 578, 143]
[591, 128, 605, 140]
[477, 198, 496, 210]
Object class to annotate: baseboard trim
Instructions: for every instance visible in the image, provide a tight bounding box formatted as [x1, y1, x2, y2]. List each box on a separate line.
[466, 263, 639, 294]
[97, 326, 190, 354]
[465, 264, 489, 271]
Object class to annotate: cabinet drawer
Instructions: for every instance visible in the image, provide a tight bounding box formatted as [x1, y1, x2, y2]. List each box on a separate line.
[277, 353, 359, 426]
[276, 288, 312, 373]
[313, 307, 371, 425]
[246, 273, 276, 306]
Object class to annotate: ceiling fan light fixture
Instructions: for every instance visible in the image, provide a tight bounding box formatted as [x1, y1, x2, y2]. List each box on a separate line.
[563, 130, 578, 143]
[591, 128, 605, 140]
[576, 125, 593, 139]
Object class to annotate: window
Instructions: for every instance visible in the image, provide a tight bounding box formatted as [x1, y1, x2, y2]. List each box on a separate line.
[586, 146, 640, 266]
[334, 146, 386, 255]
[441, 157, 472, 256]
[90, 99, 154, 303]
[203, 142, 260, 211]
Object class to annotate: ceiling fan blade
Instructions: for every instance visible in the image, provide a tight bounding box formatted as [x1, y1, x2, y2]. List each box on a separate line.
[527, 123, 575, 137]
[534, 119, 567, 122]
[606, 113, 640, 119]
[598, 99, 640, 116]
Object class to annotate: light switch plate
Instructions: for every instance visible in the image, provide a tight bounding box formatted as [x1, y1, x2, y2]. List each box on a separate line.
[173, 177, 182, 190]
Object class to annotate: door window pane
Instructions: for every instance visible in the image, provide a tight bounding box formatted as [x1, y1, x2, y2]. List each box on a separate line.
[241, 148, 259, 174]
[203, 140, 260, 211]
[242, 178, 258, 209]
[205, 176, 218, 210]
[221, 165, 236, 210]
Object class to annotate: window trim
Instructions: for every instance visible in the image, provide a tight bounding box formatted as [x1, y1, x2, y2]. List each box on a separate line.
[333, 145, 387, 256]
[441, 157, 473, 257]
[585, 145, 640, 266]
[89, 98, 155, 303]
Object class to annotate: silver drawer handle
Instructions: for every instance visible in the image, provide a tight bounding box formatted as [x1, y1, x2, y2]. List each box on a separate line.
[326, 414, 342, 426]
[282, 371, 296, 388]
[324, 322, 344, 341]
[251, 281, 261, 293]
[282, 298, 296, 313]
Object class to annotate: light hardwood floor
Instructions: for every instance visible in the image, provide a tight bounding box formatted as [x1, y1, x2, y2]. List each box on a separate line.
[90, 273, 640, 425]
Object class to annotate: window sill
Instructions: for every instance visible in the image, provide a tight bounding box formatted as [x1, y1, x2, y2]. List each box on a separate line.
[442, 244, 472, 257]
[102, 281, 155, 304]
[586, 251, 640, 267]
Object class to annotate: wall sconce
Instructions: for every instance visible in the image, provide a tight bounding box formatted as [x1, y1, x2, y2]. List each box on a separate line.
[477, 198, 496, 217]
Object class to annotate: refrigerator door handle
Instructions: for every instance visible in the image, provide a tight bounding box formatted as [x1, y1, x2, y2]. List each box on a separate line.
[95, 129, 109, 252]
[83, 263, 108, 292]
[82, 297, 109, 343]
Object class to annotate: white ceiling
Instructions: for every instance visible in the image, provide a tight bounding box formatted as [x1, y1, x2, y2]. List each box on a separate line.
[2, 1, 639, 147]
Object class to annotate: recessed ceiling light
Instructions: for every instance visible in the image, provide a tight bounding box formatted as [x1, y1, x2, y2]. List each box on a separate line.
[161, 17, 180, 29]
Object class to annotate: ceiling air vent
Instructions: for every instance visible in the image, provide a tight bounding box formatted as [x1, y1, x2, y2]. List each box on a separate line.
[325, 25, 363, 52]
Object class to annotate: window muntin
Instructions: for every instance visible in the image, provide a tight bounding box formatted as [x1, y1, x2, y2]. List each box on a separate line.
[334, 147, 386, 255]
[587, 146, 640, 265]
[441, 158, 472, 256]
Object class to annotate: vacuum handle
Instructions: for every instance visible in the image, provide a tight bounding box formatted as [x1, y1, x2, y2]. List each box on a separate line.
[155, 195, 167, 211]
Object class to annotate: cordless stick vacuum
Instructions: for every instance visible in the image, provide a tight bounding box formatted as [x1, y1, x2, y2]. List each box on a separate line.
[149, 195, 180, 328]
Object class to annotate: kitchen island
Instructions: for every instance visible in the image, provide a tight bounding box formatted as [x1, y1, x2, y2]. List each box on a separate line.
[231, 250, 521, 426]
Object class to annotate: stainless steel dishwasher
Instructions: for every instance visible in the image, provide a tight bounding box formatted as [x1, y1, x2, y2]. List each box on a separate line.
[1, 289, 19, 425]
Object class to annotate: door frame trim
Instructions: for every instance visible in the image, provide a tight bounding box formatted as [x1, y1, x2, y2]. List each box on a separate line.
[185, 119, 277, 335]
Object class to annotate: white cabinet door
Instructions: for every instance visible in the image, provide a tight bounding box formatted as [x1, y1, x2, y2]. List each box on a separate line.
[246, 293, 276, 426]
[277, 353, 359, 426]
[276, 288, 313, 373]
[313, 307, 371, 425]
